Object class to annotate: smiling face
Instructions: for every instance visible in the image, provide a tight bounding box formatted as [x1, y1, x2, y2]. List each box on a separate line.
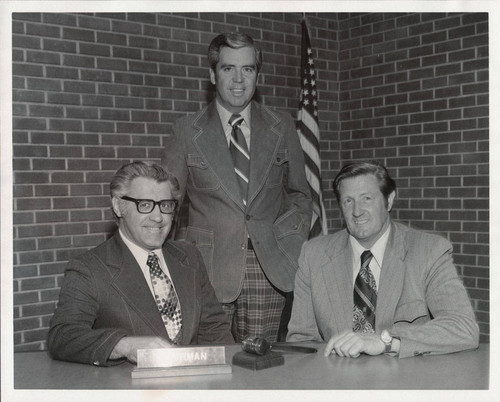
[209, 46, 258, 114]
[339, 174, 395, 249]
[112, 177, 173, 251]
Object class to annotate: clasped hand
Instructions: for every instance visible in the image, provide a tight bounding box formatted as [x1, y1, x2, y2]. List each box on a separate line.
[324, 331, 384, 358]
[110, 336, 173, 363]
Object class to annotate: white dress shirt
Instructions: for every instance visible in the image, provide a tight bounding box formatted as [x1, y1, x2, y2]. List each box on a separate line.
[349, 224, 391, 288]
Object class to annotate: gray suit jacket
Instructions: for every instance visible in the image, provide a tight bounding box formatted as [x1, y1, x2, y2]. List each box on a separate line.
[287, 221, 479, 358]
[162, 100, 312, 302]
[47, 233, 234, 366]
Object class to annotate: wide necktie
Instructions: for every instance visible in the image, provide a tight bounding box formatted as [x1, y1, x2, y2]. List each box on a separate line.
[147, 253, 182, 342]
[353, 250, 377, 333]
[229, 114, 250, 206]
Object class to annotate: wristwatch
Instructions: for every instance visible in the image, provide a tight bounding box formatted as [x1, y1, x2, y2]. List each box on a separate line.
[380, 330, 393, 353]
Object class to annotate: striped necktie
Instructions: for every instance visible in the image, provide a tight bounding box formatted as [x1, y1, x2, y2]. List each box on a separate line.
[229, 114, 250, 206]
[147, 253, 182, 343]
[353, 250, 377, 333]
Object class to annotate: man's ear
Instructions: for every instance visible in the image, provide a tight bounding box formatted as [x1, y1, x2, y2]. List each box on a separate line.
[387, 191, 396, 212]
[111, 197, 122, 218]
[209, 68, 216, 85]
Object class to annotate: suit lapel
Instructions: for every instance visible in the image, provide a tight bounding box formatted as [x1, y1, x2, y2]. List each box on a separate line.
[247, 102, 280, 205]
[106, 234, 167, 338]
[376, 222, 407, 330]
[322, 231, 354, 333]
[192, 101, 244, 209]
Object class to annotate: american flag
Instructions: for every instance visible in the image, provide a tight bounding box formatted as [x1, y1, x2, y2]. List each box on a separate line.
[297, 19, 328, 238]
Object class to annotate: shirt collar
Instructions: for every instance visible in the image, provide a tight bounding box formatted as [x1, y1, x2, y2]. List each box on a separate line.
[349, 222, 391, 268]
[215, 100, 251, 128]
[119, 228, 162, 265]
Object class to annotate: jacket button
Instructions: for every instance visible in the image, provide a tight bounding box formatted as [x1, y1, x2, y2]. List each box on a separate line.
[292, 224, 298, 230]
[201, 161, 206, 167]
[277, 157, 281, 162]
[93, 361, 100, 366]
[246, 215, 251, 220]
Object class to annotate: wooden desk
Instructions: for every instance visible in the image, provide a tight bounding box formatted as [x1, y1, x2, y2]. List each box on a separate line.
[14, 343, 489, 390]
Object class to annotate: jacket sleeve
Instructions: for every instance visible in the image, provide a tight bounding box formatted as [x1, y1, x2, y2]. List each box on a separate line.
[47, 257, 128, 366]
[192, 246, 234, 344]
[390, 236, 480, 358]
[286, 242, 324, 342]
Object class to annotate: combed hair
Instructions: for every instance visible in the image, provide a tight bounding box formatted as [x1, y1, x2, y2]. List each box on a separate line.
[110, 161, 181, 201]
[333, 160, 396, 203]
[208, 32, 263, 73]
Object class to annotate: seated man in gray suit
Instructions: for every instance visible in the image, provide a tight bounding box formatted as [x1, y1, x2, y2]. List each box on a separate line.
[287, 160, 479, 358]
[48, 161, 233, 366]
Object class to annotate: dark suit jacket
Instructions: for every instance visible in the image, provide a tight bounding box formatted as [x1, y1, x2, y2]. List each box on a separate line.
[287, 221, 479, 358]
[162, 100, 312, 302]
[47, 233, 234, 366]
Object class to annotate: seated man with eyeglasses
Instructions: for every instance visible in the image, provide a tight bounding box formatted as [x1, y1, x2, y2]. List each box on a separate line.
[48, 161, 234, 366]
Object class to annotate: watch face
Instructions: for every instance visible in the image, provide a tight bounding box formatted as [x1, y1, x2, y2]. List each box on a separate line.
[381, 331, 392, 343]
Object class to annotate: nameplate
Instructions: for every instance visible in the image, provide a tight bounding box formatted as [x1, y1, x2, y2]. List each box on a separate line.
[132, 364, 232, 379]
[136, 346, 226, 369]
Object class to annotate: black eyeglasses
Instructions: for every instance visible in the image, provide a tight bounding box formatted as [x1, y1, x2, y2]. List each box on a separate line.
[120, 196, 178, 215]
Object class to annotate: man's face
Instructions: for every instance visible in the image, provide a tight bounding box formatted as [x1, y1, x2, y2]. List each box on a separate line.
[112, 177, 174, 251]
[209, 46, 258, 114]
[339, 174, 395, 249]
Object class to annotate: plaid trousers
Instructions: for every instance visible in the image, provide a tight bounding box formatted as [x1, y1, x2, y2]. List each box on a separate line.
[221, 249, 286, 343]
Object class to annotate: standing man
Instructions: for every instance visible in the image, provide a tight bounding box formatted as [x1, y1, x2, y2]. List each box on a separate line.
[48, 162, 233, 366]
[287, 161, 479, 358]
[162, 32, 312, 343]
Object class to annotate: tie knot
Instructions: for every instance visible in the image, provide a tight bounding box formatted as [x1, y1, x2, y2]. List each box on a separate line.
[229, 114, 244, 128]
[147, 253, 159, 267]
[361, 250, 373, 266]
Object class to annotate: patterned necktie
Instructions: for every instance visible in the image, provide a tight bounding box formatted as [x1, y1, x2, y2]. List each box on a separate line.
[229, 114, 250, 206]
[147, 253, 182, 342]
[353, 250, 377, 333]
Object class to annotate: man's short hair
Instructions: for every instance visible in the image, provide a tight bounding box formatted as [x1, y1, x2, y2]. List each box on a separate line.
[208, 32, 263, 73]
[110, 161, 181, 201]
[333, 160, 396, 203]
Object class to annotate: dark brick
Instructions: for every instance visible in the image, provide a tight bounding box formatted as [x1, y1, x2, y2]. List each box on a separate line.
[22, 302, 57, 318]
[12, 63, 44, 77]
[29, 104, 64, 118]
[46, 66, 79, 80]
[13, 90, 45, 103]
[39, 262, 67, 276]
[64, 81, 96, 94]
[63, 27, 95, 42]
[18, 250, 55, 265]
[80, 42, 111, 57]
[43, 38, 77, 53]
[32, 159, 66, 171]
[96, 57, 127, 71]
[77, 14, 111, 31]
[97, 31, 127, 45]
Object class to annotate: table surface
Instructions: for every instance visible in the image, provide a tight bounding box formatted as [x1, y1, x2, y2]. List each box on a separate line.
[13, 343, 489, 390]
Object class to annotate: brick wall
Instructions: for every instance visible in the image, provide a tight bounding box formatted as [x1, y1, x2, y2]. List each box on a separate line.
[11, 12, 489, 351]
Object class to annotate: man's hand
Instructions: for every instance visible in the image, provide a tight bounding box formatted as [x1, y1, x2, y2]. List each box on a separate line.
[110, 336, 173, 363]
[324, 331, 385, 358]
